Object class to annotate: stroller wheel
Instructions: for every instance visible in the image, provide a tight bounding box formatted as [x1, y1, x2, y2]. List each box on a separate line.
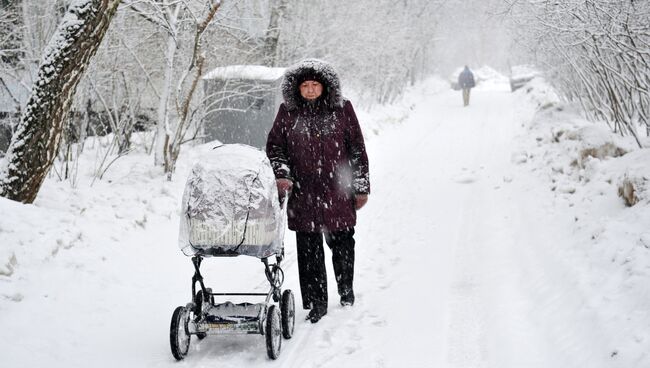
[280, 289, 295, 339]
[170, 306, 191, 360]
[265, 305, 282, 359]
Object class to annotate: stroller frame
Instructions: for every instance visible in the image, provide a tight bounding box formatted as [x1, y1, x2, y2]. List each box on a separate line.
[170, 249, 295, 361]
[188, 252, 284, 335]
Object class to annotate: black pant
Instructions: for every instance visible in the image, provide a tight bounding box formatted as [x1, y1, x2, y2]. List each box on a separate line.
[296, 228, 355, 309]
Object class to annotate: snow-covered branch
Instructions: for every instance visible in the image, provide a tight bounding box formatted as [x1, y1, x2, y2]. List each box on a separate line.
[511, 0, 650, 144]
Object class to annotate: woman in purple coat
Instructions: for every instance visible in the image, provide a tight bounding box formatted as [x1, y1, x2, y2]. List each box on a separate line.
[266, 59, 370, 323]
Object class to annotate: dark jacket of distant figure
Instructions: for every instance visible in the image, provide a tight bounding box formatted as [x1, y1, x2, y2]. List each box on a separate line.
[458, 67, 476, 89]
[266, 59, 370, 232]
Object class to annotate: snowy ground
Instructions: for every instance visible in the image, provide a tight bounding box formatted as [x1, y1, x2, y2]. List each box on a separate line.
[1, 73, 649, 367]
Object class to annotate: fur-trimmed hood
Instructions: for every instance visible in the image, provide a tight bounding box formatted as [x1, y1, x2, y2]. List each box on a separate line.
[281, 59, 344, 111]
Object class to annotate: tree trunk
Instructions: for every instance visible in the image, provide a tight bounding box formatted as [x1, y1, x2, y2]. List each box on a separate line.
[263, 0, 288, 67]
[0, 0, 121, 203]
[154, 4, 180, 167]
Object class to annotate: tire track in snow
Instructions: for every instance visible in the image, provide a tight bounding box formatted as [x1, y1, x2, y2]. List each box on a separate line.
[439, 92, 502, 368]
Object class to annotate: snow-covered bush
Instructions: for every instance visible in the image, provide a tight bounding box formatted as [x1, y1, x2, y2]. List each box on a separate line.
[517, 75, 650, 211]
[614, 151, 650, 207]
[514, 77, 561, 111]
[561, 126, 630, 168]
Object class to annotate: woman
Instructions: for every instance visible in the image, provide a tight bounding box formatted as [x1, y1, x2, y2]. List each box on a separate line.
[266, 59, 370, 323]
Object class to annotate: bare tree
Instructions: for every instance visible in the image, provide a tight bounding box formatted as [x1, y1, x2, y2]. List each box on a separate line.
[508, 0, 650, 145]
[162, 1, 222, 178]
[0, 0, 121, 203]
[124, 0, 222, 177]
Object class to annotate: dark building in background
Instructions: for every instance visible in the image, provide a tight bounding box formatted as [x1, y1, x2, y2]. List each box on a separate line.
[202, 65, 285, 148]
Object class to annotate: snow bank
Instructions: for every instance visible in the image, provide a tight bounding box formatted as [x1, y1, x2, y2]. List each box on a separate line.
[510, 64, 540, 81]
[0, 134, 241, 366]
[514, 76, 561, 110]
[514, 77, 650, 364]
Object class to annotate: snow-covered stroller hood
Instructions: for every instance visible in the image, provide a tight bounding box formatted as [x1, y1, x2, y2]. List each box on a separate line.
[178, 144, 284, 258]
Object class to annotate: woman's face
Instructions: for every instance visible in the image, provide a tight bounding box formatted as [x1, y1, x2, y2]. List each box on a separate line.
[299, 80, 323, 101]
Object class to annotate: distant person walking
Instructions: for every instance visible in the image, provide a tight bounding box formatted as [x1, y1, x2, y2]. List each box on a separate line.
[458, 66, 475, 107]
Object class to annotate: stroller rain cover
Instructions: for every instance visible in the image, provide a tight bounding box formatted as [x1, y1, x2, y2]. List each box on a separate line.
[178, 144, 285, 258]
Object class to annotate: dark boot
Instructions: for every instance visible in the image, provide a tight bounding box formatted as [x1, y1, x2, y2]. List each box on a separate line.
[340, 290, 355, 306]
[306, 303, 327, 323]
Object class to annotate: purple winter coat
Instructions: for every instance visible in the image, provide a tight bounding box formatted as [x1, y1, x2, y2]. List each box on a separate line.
[266, 59, 370, 233]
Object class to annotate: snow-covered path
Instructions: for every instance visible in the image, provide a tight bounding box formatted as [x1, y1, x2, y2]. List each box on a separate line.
[2, 81, 631, 367]
[349, 87, 518, 367]
[343, 85, 552, 368]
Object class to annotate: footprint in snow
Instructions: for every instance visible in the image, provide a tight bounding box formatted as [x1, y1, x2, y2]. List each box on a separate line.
[453, 168, 480, 183]
[344, 346, 356, 355]
[317, 329, 333, 348]
[454, 174, 478, 184]
[369, 313, 387, 327]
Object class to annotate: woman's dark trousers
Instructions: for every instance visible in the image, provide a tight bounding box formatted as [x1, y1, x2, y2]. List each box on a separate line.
[296, 228, 355, 309]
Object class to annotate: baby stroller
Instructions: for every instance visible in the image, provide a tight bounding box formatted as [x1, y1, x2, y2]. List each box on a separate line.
[170, 144, 294, 360]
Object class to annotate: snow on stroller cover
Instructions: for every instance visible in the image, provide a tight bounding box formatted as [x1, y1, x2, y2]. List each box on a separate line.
[178, 144, 285, 258]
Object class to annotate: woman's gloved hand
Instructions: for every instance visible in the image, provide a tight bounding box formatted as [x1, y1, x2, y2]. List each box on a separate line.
[355, 194, 368, 210]
[276, 178, 294, 202]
